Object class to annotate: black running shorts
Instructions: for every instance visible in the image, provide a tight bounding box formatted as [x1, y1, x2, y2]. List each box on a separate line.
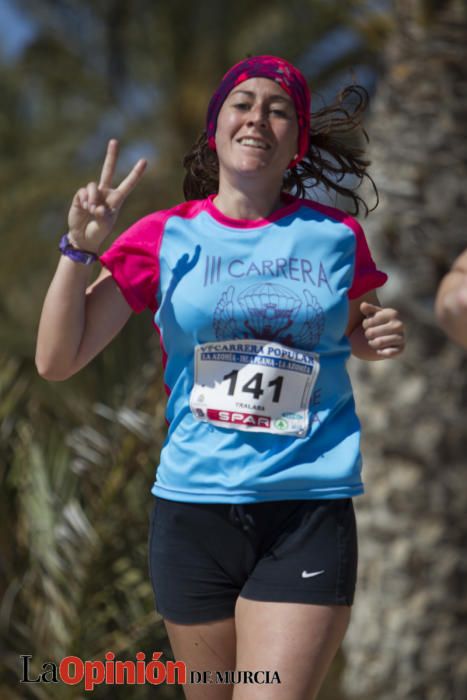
[148, 497, 358, 624]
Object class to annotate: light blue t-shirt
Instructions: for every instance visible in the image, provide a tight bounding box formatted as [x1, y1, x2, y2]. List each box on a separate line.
[100, 194, 387, 503]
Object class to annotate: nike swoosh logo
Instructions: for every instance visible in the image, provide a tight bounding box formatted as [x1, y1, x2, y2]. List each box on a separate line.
[301, 569, 325, 579]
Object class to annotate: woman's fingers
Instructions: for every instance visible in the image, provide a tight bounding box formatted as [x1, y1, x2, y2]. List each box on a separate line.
[68, 142, 147, 247]
[111, 158, 148, 206]
[361, 305, 399, 329]
[86, 182, 99, 213]
[359, 301, 405, 355]
[93, 204, 108, 219]
[376, 345, 404, 357]
[71, 183, 103, 212]
[99, 139, 119, 189]
[364, 318, 404, 339]
[71, 187, 89, 210]
[367, 333, 405, 349]
[360, 301, 381, 318]
[95, 139, 147, 210]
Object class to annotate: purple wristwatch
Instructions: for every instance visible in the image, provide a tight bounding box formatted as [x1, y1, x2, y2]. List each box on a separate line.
[59, 233, 98, 265]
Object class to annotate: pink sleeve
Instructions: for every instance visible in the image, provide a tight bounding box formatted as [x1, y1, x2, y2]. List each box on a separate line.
[300, 200, 388, 300]
[99, 212, 167, 313]
[347, 219, 388, 299]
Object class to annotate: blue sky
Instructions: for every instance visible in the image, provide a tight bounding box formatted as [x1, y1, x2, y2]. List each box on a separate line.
[0, 0, 35, 61]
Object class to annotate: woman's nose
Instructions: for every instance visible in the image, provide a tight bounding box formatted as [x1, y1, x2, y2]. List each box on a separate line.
[246, 105, 267, 127]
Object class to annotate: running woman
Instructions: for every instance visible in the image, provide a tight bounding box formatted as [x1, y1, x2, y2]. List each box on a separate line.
[36, 56, 405, 700]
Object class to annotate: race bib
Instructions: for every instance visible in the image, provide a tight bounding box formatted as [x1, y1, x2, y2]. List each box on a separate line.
[189, 340, 320, 437]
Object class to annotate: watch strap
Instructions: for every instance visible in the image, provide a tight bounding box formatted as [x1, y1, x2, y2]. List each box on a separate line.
[59, 233, 99, 265]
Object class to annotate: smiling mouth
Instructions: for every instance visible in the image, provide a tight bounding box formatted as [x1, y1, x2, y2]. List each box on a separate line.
[237, 137, 270, 150]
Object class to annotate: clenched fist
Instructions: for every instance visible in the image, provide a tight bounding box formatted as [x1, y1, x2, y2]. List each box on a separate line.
[360, 302, 405, 357]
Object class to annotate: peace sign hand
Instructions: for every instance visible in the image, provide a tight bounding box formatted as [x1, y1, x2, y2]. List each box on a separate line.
[67, 139, 147, 253]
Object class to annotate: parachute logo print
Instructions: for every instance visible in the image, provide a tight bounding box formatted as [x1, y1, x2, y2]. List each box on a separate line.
[213, 282, 325, 348]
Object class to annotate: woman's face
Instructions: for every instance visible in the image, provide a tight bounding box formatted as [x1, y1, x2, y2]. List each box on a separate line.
[214, 77, 299, 182]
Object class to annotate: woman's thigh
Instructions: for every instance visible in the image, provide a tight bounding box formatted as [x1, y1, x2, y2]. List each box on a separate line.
[164, 616, 236, 700]
[233, 598, 351, 700]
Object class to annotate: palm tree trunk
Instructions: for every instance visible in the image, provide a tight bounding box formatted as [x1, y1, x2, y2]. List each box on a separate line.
[343, 2, 467, 699]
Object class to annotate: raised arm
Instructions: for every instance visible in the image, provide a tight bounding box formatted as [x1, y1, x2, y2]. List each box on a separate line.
[35, 139, 147, 381]
[435, 249, 467, 349]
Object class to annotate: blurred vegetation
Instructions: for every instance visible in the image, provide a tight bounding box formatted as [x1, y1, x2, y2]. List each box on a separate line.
[0, 1, 392, 698]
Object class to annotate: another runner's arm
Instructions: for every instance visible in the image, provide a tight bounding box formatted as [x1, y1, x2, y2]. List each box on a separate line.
[434, 249, 467, 349]
[346, 290, 405, 360]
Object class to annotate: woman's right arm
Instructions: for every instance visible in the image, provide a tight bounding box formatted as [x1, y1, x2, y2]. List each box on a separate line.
[35, 139, 147, 381]
[35, 262, 132, 381]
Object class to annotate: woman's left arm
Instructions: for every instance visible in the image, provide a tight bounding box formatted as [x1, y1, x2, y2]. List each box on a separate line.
[346, 290, 405, 361]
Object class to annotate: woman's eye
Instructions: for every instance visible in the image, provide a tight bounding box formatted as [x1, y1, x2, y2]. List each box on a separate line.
[232, 103, 289, 117]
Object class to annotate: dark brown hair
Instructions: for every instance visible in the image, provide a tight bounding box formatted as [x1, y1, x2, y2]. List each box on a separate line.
[182, 84, 378, 217]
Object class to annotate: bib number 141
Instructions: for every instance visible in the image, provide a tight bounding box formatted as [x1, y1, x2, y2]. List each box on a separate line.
[223, 370, 283, 403]
[190, 340, 320, 436]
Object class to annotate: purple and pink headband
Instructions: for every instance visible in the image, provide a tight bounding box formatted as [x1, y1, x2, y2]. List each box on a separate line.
[206, 55, 311, 168]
